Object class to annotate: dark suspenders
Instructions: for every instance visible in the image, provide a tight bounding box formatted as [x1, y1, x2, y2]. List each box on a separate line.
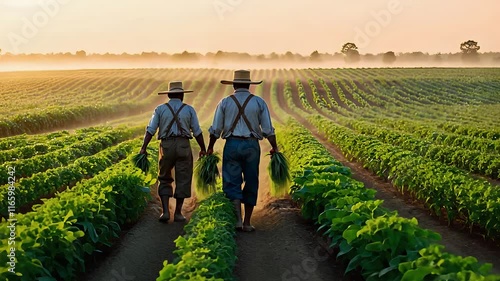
[164, 103, 187, 136]
[228, 94, 255, 135]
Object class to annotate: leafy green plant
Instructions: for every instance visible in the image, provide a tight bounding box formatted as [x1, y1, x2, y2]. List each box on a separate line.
[268, 151, 291, 196]
[194, 153, 221, 199]
[278, 119, 500, 281]
[0, 148, 154, 280]
[132, 153, 150, 174]
[157, 192, 236, 281]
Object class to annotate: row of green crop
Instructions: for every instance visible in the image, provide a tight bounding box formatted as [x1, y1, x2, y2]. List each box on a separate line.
[295, 79, 313, 111]
[436, 122, 500, 140]
[0, 131, 71, 151]
[338, 118, 500, 179]
[0, 144, 158, 280]
[156, 192, 237, 281]
[317, 77, 340, 108]
[336, 78, 371, 107]
[278, 120, 500, 281]
[0, 126, 142, 184]
[342, 78, 384, 107]
[309, 116, 500, 238]
[370, 118, 500, 153]
[306, 78, 330, 109]
[319, 74, 500, 126]
[329, 79, 358, 109]
[0, 103, 150, 138]
[0, 129, 106, 163]
[0, 139, 138, 216]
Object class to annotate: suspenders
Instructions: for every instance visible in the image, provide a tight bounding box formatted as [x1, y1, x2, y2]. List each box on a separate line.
[228, 94, 255, 135]
[164, 103, 187, 137]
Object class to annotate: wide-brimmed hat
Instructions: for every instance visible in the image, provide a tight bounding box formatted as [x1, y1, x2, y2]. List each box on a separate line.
[221, 70, 262, 85]
[158, 81, 193, 95]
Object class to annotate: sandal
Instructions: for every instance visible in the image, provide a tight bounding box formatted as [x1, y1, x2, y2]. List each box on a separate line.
[174, 213, 186, 222]
[159, 213, 170, 223]
[242, 225, 255, 232]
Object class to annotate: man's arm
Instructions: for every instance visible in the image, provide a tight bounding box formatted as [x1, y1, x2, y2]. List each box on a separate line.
[141, 107, 159, 154]
[140, 131, 154, 154]
[195, 133, 207, 157]
[207, 100, 225, 155]
[189, 108, 206, 156]
[267, 135, 279, 154]
[206, 134, 218, 155]
[259, 99, 278, 153]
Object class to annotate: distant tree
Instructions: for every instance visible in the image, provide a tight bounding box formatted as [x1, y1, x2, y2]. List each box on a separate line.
[341, 43, 358, 55]
[310, 50, 321, 61]
[433, 53, 443, 63]
[284, 51, 295, 60]
[363, 53, 377, 62]
[269, 52, 279, 60]
[214, 50, 226, 59]
[382, 51, 397, 64]
[460, 40, 480, 54]
[341, 42, 360, 63]
[461, 40, 480, 62]
[75, 50, 86, 58]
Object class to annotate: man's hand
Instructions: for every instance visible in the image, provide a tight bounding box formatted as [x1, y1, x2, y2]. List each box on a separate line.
[199, 150, 207, 158]
[140, 148, 148, 155]
[269, 147, 279, 156]
[206, 148, 214, 155]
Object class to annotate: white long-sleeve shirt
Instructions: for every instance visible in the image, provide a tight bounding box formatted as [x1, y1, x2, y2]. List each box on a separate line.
[208, 89, 275, 140]
[146, 99, 202, 139]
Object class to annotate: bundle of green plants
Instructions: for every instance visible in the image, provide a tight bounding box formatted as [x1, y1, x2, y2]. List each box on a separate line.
[132, 153, 150, 174]
[268, 152, 291, 196]
[194, 153, 220, 198]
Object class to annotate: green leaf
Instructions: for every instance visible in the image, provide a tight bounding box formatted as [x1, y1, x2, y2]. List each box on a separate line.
[63, 210, 74, 223]
[401, 267, 434, 281]
[365, 241, 383, 252]
[378, 265, 397, 277]
[345, 254, 362, 273]
[337, 239, 353, 258]
[343, 228, 359, 244]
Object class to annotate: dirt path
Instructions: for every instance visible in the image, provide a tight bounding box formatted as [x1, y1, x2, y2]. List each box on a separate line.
[307, 127, 500, 275]
[81, 185, 198, 281]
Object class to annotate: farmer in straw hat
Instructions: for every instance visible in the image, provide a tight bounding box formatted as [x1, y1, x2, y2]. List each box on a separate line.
[207, 70, 279, 232]
[140, 81, 207, 223]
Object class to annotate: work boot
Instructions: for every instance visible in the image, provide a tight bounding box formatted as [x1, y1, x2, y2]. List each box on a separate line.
[159, 195, 170, 223]
[232, 199, 243, 230]
[174, 198, 186, 222]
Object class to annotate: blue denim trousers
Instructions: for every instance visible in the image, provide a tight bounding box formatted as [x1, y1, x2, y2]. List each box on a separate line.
[222, 138, 261, 206]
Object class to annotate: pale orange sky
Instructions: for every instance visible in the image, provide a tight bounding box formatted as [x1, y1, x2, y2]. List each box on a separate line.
[0, 0, 498, 55]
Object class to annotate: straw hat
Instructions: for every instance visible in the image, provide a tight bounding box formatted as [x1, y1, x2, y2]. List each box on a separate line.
[221, 70, 262, 85]
[158, 81, 193, 95]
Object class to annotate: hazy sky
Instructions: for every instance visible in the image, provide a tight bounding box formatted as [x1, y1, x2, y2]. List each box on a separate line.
[0, 0, 498, 55]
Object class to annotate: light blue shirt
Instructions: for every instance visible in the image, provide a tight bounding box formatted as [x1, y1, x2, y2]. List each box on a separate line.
[146, 99, 202, 139]
[208, 89, 275, 140]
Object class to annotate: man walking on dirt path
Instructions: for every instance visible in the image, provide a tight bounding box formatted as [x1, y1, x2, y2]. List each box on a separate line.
[140, 81, 207, 223]
[207, 70, 279, 232]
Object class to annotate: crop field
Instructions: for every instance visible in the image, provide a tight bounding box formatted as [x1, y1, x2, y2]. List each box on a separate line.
[1, 68, 500, 280]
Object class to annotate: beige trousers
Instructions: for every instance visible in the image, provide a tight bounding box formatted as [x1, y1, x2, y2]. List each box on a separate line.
[157, 138, 193, 198]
